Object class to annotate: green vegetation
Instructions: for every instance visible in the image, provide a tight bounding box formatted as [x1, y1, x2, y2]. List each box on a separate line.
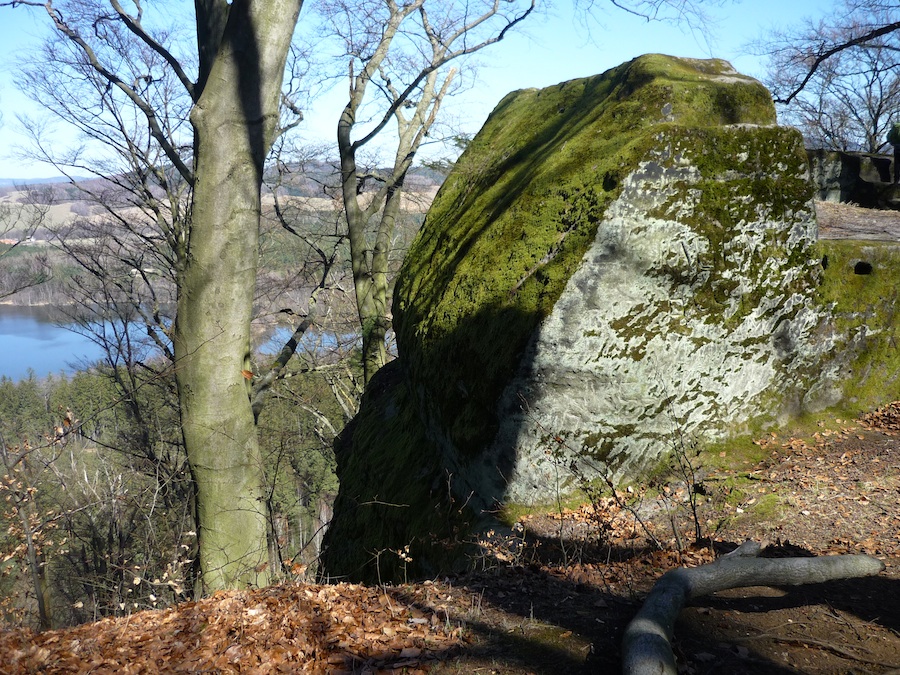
[0, 243, 81, 305]
[0, 361, 346, 629]
[393, 54, 781, 459]
[256, 365, 345, 572]
[0, 171, 421, 611]
[747, 492, 783, 520]
[813, 240, 900, 413]
[0, 367, 188, 628]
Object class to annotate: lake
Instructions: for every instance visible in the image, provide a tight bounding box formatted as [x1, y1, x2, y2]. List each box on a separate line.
[0, 305, 349, 381]
[0, 304, 108, 380]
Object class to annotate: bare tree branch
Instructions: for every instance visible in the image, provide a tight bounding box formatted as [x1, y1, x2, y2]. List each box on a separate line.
[1, 1, 194, 184]
[107, 0, 196, 99]
[623, 542, 885, 675]
[775, 21, 900, 105]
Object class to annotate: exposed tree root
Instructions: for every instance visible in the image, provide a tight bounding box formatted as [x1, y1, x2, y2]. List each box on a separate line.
[621, 541, 885, 675]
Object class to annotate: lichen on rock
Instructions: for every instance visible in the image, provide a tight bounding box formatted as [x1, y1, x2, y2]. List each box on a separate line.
[489, 123, 824, 505]
[321, 54, 835, 582]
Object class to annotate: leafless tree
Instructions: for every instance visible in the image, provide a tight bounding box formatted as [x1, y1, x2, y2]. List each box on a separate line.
[758, 1, 900, 151]
[0, 434, 54, 630]
[755, 0, 900, 104]
[4, 0, 304, 592]
[574, 0, 722, 31]
[323, 0, 536, 383]
[0, 422, 198, 629]
[251, 135, 361, 421]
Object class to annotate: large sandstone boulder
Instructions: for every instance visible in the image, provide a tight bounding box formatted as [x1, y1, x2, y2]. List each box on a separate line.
[321, 54, 831, 581]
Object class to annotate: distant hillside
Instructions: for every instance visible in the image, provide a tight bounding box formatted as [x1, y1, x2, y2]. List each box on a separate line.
[262, 160, 448, 198]
[0, 164, 447, 197]
[0, 176, 91, 187]
[0, 163, 447, 238]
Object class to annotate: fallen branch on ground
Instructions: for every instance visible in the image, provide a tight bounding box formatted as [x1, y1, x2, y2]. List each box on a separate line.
[621, 541, 885, 675]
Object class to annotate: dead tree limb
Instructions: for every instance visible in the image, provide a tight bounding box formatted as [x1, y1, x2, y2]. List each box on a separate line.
[622, 541, 885, 675]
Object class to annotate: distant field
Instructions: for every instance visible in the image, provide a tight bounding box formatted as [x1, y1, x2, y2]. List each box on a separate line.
[0, 181, 439, 240]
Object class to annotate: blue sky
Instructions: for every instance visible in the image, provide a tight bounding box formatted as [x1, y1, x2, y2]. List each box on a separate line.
[0, 0, 828, 180]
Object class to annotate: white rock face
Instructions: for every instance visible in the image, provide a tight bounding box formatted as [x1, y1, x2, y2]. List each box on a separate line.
[323, 55, 849, 582]
[487, 140, 827, 504]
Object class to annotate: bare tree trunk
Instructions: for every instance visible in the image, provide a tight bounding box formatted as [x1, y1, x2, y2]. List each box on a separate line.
[344, 207, 387, 383]
[0, 440, 53, 630]
[6, 0, 312, 596]
[175, 0, 303, 594]
[362, 180, 404, 378]
[344, 185, 400, 384]
[314, 494, 333, 561]
[333, 0, 536, 386]
[19, 500, 53, 631]
[622, 541, 885, 675]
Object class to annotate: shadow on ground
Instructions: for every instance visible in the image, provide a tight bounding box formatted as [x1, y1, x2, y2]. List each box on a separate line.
[402, 530, 900, 674]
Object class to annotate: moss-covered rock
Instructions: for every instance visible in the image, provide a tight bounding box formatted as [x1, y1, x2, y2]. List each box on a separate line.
[318, 361, 478, 582]
[393, 55, 779, 462]
[321, 54, 896, 582]
[808, 240, 900, 412]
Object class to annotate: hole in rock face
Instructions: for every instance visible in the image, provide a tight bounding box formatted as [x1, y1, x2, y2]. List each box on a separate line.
[854, 261, 873, 275]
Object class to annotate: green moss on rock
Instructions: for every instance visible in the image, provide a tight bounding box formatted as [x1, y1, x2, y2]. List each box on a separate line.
[324, 54, 836, 583]
[394, 54, 777, 459]
[809, 240, 900, 413]
[320, 362, 476, 582]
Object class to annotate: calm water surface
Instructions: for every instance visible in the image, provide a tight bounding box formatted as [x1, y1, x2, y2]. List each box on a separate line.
[0, 305, 107, 380]
[0, 305, 344, 381]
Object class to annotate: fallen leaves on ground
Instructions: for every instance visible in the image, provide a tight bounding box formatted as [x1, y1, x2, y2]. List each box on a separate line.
[860, 400, 900, 433]
[5, 403, 900, 674]
[0, 582, 463, 674]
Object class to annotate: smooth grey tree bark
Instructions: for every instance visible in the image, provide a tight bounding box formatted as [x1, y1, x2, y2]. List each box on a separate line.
[5, 0, 304, 593]
[175, 0, 304, 592]
[622, 541, 885, 675]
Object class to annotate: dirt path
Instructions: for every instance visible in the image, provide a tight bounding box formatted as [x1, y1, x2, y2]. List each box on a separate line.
[817, 200, 900, 241]
[427, 410, 900, 674]
[657, 418, 900, 675]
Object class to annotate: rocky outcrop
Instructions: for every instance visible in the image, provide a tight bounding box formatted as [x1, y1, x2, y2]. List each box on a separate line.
[321, 54, 834, 582]
[807, 149, 900, 208]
